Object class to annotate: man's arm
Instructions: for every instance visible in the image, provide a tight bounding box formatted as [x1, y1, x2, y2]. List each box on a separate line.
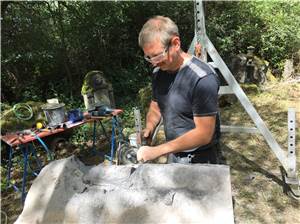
[137, 115, 216, 162]
[143, 100, 161, 140]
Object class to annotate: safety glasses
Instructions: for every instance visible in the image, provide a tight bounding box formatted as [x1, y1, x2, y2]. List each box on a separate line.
[144, 44, 170, 64]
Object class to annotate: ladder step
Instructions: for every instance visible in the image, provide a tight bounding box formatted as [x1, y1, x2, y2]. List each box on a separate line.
[221, 125, 259, 134]
[218, 86, 234, 95]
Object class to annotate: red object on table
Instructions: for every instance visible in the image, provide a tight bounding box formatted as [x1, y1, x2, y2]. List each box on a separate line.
[1, 121, 85, 147]
[1, 109, 123, 147]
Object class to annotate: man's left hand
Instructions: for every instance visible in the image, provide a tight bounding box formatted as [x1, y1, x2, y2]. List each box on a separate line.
[137, 146, 159, 162]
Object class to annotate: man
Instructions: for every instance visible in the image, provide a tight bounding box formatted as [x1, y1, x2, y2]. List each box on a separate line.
[137, 16, 220, 164]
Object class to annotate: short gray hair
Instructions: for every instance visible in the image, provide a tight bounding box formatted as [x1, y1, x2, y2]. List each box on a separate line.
[138, 16, 179, 48]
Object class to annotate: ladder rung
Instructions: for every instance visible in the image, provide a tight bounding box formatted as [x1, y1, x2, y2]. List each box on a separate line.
[221, 125, 259, 134]
[218, 86, 234, 95]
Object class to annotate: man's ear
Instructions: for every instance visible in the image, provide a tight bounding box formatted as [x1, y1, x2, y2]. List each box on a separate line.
[171, 36, 181, 51]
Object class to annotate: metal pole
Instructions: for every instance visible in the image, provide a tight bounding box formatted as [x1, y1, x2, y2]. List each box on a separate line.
[21, 145, 29, 203]
[7, 146, 13, 188]
[133, 108, 143, 147]
[92, 120, 97, 153]
[110, 116, 116, 164]
[195, 0, 207, 62]
[287, 108, 297, 178]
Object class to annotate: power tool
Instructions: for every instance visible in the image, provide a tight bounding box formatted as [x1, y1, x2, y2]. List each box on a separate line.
[117, 108, 162, 165]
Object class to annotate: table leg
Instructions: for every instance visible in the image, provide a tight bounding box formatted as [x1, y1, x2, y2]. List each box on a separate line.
[6, 146, 20, 192]
[114, 116, 124, 142]
[92, 120, 97, 152]
[21, 145, 29, 203]
[110, 116, 117, 165]
[6, 146, 13, 188]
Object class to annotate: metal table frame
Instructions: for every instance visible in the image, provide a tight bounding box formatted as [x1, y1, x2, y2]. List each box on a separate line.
[1, 111, 123, 203]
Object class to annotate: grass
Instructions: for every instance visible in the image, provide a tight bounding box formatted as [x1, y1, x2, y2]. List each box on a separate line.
[219, 80, 300, 223]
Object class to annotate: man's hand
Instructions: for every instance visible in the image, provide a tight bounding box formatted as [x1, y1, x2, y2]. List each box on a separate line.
[142, 128, 153, 145]
[137, 146, 160, 162]
[143, 128, 152, 138]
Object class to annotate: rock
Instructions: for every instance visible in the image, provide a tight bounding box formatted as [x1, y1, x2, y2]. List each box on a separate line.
[282, 59, 294, 80]
[15, 156, 234, 224]
[229, 53, 248, 83]
[81, 70, 115, 110]
[292, 50, 300, 77]
[229, 47, 268, 85]
[265, 68, 277, 83]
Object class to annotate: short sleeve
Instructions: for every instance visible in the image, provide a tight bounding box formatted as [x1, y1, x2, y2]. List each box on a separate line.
[192, 74, 219, 116]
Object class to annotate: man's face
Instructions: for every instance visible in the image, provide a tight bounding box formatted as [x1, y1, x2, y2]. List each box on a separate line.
[143, 38, 173, 71]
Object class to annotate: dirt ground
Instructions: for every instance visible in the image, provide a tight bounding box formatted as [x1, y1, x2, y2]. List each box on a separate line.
[219, 80, 300, 224]
[1, 80, 300, 224]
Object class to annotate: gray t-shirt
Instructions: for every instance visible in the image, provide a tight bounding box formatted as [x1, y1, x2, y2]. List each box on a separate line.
[152, 56, 220, 152]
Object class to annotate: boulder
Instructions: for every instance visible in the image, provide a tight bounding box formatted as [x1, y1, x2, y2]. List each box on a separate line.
[15, 156, 234, 224]
[229, 47, 268, 85]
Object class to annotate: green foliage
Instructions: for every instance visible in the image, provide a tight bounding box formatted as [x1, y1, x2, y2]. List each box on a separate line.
[70, 123, 93, 144]
[138, 82, 152, 116]
[257, 1, 300, 67]
[0, 101, 46, 133]
[1, 1, 299, 106]
[119, 102, 139, 130]
[0, 166, 8, 191]
[205, 1, 300, 68]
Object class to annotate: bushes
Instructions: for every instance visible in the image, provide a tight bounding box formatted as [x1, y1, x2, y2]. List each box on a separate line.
[205, 1, 300, 69]
[1, 1, 299, 106]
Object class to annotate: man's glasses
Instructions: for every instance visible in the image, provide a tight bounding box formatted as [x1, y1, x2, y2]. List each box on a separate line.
[144, 45, 169, 64]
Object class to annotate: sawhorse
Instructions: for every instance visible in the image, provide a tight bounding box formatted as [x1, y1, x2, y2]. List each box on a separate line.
[1, 120, 86, 203]
[90, 112, 123, 164]
[5, 141, 52, 203]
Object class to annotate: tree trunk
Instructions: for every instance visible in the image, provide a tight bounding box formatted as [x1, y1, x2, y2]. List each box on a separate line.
[46, 1, 74, 100]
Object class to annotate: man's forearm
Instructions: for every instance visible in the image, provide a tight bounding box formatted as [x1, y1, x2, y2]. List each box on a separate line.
[146, 111, 161, 131]
[145, 101, 161, 131]
[159, 128, 212, 155]
[154, 116, 216, 156]
[137, 127, 214, 162]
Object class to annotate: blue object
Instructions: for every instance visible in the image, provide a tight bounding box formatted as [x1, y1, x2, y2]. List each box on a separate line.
[110, 116, 116, 165]
[6, 141, 53, 204]
[91, 105, 115, 116]
[91, 115, 122, 165]
[68, 109, 83, 123]
[34, 134, 53, 160]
